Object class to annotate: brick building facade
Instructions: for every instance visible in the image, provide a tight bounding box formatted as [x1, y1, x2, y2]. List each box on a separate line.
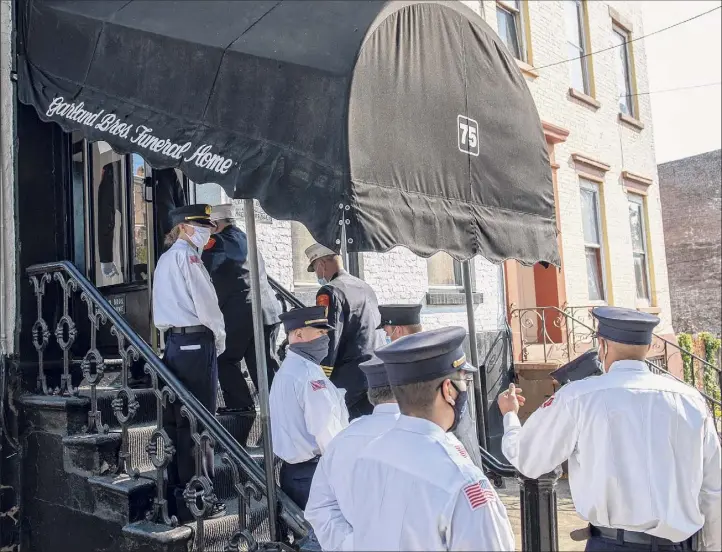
[659, 150, 722, 336]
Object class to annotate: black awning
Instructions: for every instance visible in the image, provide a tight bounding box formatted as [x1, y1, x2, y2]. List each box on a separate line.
[18, 0, 559, 265]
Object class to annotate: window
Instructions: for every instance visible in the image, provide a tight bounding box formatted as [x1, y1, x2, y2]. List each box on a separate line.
[496, 1, 526, 61]
[564, 0, 591, 94]
[291, 222, 318, 286]
[579, 180, 606, 301]
[628, 195, 650, 302]
[611, 24, 635, 116]
[427, 252, 462, 288]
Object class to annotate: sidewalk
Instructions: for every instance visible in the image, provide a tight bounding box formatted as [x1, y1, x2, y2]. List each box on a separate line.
[498, 477, 588, 552]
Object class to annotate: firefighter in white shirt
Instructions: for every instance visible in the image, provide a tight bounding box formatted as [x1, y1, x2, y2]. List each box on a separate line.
[305, 354, 400, 551]
[499, 306, 722, 552]
[348, 326, 515, 551]
[269, 306, 349, 510]
[152, 203, 226, 523]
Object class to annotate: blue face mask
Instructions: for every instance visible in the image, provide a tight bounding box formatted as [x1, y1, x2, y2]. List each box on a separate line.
[317, 277, 329, 286]
[384, 334, 392, 345]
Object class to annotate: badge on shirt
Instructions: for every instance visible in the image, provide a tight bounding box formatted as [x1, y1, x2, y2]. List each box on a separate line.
[310, 380, 327, 391]
[454, 444, 469, 459]
[542, 395, 555, 408]
[463, 480, 496, 510]
[189, 255, 201, 264]
[203, 237, 216, 251]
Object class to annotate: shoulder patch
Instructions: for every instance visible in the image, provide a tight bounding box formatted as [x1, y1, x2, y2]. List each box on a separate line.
[189, 255, 201, 264]
[203, 237, 216, 251]
[316, 293, 330, 316]
[542, 395, 555, 408]
[463, 480, 497, 510]
[454, 443, 469, 459]
[310, 379, 327, 391]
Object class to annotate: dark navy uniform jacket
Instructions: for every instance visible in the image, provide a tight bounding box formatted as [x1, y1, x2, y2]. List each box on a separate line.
[202, 225, 281, 356]
[316, 270, 382, 406]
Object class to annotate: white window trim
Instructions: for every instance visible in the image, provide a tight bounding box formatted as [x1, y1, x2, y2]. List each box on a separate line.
[628, 194, 652, 304]
[580, 179, 608, 303]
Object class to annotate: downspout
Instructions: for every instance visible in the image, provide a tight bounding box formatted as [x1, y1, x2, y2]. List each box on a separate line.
[0, 0, 10, 355]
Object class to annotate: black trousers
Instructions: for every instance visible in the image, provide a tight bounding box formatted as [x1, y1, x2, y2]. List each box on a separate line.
[218, 323, 280, 410]
[162, 330, 217, 517]
[279, 458, 319, 510]
[586, 528, 694, 552]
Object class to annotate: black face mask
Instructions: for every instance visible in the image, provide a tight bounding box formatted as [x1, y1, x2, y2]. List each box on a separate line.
[442, 379, 468, 433]
[289, 334, 330, 365]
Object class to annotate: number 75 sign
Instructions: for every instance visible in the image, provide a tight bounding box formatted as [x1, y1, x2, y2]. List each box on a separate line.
[457, 115, 479, 157]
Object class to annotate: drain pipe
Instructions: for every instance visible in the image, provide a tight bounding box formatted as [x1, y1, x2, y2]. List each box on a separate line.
[0, 0, 9, 356]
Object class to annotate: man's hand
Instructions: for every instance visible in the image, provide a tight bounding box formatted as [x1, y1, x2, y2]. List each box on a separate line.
[497, 383, 526, 415]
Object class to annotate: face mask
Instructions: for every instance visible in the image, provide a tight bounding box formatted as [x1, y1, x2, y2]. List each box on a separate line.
[317, 277, 329, 286]
[384, 334, 393, 345]
[289, 334, 330, 365]
[188, 226, 211, 250]
[446, 380, 469, 433]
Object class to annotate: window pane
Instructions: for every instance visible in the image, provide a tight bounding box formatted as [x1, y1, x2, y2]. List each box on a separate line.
[564, 0, 582, 46]
[292, 222, 318, 285]
[496, 6, 522, 59]
[634, 253, 650, 300]
[612, 28, 633, 115]
[585, 247, 605, 300]
[130, 154, 149, 282]
[92, 141, 128, 287]
[568, 45, 586, 92]
[580, 187, 600, 245]
[428, 252, 459, 287]
[628, 200, 645, 253]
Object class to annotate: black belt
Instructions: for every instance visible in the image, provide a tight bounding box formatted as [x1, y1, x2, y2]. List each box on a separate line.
[169, 325, 210, 335]
[590, 526, 683, 548]
[284, 456, 320, 466]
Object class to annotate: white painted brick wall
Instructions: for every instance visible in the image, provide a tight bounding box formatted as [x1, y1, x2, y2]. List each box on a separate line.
[192, 0, 674, 337]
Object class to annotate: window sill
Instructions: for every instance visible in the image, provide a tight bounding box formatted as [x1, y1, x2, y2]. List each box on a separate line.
[426, 290, 483, 306]
[568, 88, 600, 110]
[618, 113, 644, 131]
[516, 59, 539, 79]
[637, 306, 661, 315]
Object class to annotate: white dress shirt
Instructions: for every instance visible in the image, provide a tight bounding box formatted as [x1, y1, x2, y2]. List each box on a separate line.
[348, 415, 515, 551]
[305, 403, 401, 551]
[152, 239, 226, 355]
[502, 359, 721, 551]
[269, 350, 349, 464]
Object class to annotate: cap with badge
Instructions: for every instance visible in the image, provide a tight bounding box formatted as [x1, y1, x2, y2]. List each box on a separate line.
[375, 326, 476, 386]
[591, 306, 660, 346]
[169, 204, 215, 228]
[305, 243, 337, 272]
[210, 203, 234, 222]
[359, 355, 390, 389]
[377, 304, 422, 329]
[279, 306, 333, 333]
[549, 349, 603, 386]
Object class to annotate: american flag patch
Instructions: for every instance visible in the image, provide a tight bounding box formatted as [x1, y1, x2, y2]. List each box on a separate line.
[310, 380, 327, 391]
[463, 480, 496, 510]
[455, 444, 469, 458]
[189, 255, 201, 264]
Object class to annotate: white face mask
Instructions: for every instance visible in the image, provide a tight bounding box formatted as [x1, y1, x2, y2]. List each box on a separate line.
[187, 226, 211, 250]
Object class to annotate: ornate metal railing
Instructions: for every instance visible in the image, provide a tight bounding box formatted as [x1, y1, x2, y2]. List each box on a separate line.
[27, 261, 307, 551]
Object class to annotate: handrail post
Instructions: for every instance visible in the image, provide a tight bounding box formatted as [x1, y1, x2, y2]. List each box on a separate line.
[244, 200, 279, 541]
[462, 260, 488, 449]
[520, 468, 561, 552]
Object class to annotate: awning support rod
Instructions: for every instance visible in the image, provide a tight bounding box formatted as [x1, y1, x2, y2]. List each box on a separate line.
[462, 260, 489, 449]
[244, 199, 279, 541]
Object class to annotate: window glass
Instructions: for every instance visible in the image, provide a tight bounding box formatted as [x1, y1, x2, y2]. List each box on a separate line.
[91, 141, 128, 287]
[496, 2, 523, 60]
[628, 197, 650, 301]
[130, 154, 149, 282]
[565, 0, 589, 93]
[579, 181, 606, 301]
[292, 222, 318, 285]
[428, 252, 461, 287]
[612, 26, 634, 115]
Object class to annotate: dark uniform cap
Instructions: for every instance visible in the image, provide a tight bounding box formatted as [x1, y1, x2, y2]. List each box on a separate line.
[279, 306, 333, 333]
[375, 326, 477, 386]
[549, 349, 603, 386]
[359, 355, 390, 389]
[592, 306, 660, 346]
[377, 304, 423, 329]
[169, 204, 215, 228]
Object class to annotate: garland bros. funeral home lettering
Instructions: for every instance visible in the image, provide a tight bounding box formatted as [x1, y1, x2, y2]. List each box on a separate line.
[46, 97, 234, 175]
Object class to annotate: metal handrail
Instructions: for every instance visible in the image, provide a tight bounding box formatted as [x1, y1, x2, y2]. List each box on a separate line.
[267, 276, 305, 310]
[26, 261, 308, 539]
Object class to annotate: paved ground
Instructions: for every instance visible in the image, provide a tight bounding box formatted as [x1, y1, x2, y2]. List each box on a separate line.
[497, 477, 588, 552]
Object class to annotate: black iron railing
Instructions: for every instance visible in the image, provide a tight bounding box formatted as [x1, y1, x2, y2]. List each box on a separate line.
[27, 261, 307, 551]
